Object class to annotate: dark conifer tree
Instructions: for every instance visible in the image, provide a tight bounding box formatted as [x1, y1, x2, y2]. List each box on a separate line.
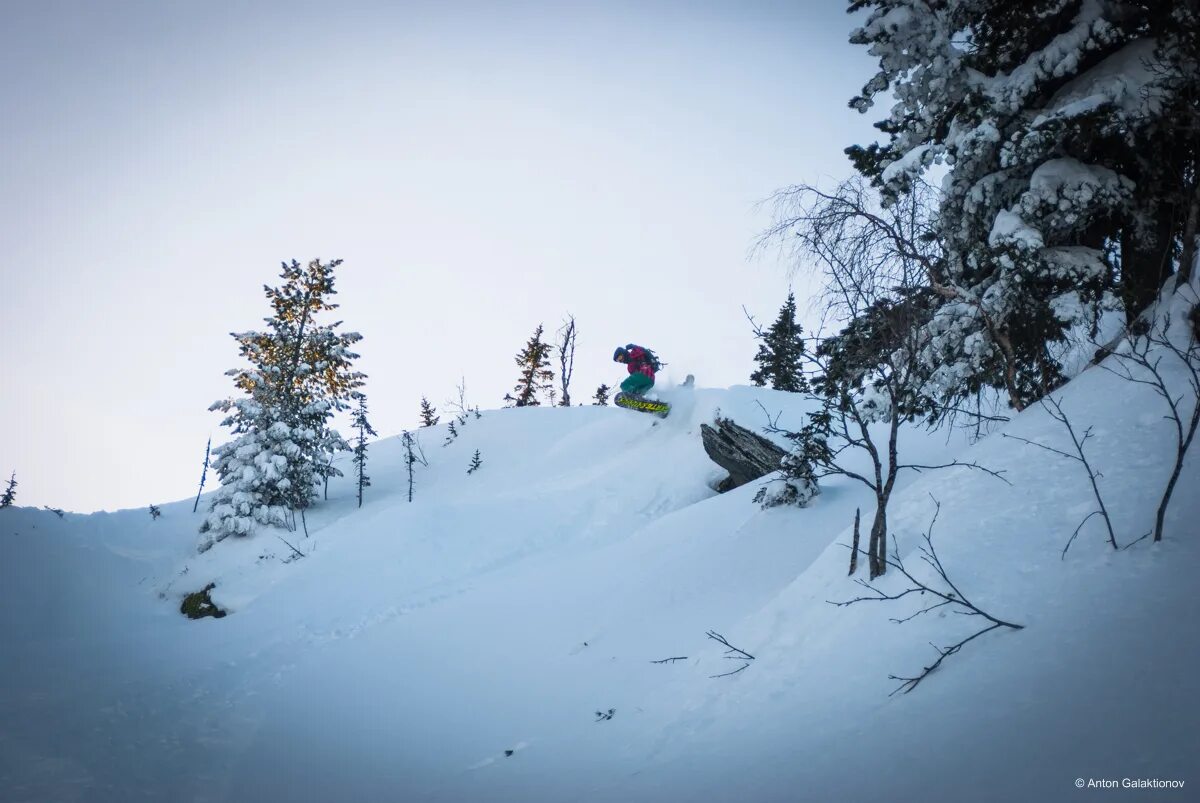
[508, 324, 555, 407]
[846, 0, 1199, 409]
[467, 449, 483, 474]
[749, 292, 808, 392]
[593, 384, 611, 405]
[351, 395, 377, 508]
[419, 396, 440, 427]
[1, 471, 17, 508]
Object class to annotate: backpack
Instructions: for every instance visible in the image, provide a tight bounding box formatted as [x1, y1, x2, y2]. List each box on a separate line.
[626, 343, 664, 372]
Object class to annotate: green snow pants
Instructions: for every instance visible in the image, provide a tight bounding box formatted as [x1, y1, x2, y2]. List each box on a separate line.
[620, 372, 654, 396]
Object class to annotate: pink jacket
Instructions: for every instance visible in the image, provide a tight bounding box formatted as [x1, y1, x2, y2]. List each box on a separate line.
[625, 346, 656, 379]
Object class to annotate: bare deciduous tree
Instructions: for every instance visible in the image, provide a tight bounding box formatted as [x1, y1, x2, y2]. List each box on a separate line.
[759, 179, 1008, 578]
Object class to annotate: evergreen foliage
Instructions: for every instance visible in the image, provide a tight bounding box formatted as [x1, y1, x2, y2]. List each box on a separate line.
[419, 397, 440, 427]
[149, 504, 161, 520]
[200, 259, 365, 550]
[351, 394, 377, 508]
[749, 292, 808, 392]
[1, 471, 17, 508]
[508, 324, 555, 407]
[593, 384, 612, 406]
[845, 0, 1200, 410]
[467, 449, 483, 474]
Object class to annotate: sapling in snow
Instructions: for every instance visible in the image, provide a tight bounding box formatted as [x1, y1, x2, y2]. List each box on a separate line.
[0, 471, 16, 508]
[351, 394, 377, 508]
[507, 324, 555, 407]
[192, 437, 210, 513]
[467, 450, 482, 475]
[419, 396, 440, 427]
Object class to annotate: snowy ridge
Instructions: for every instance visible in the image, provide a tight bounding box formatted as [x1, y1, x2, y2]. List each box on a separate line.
[2, 366, 1197, 801]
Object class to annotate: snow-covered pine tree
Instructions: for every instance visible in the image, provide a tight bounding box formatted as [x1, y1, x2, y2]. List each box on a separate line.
[1, 471, 16, 508]
[419, 396, 440, 427]
[351, 394, 377, 508]
[200, 258, 365, 550]
[593, 384, 611, 405]
[749, 292, 808, 392]
[509, 324, 555, 407]
[846, 0, 1198, 411]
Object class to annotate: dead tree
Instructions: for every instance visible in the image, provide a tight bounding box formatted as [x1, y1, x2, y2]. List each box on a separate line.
[830, 498, 1024, 695]
[557, 315, 577, 407]
[1002, 395, 1120, 555]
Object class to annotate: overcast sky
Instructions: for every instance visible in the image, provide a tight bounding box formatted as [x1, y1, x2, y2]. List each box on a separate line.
[1, 0, 878, 512]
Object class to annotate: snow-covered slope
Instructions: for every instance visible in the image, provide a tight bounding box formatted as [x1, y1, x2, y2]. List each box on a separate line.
[2, 367, 1196, 802]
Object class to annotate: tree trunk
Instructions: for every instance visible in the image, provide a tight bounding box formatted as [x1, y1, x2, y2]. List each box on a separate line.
[868, 501, 887, 579]
[849, 508, 861, 576]
[1121, 212, 1177, 319]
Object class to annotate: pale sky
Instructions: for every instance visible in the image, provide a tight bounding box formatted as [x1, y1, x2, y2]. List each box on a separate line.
[1, 0, 877, 512]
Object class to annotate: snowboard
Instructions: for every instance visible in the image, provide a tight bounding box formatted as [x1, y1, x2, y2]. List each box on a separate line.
[614, 392, 671, 418]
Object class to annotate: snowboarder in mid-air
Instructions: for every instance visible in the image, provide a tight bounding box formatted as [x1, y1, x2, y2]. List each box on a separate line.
[613, 344, 657, 396]
[612, 344, 670, 416]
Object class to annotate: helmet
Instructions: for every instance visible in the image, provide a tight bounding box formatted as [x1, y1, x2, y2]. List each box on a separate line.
[613, 346, 628, 363]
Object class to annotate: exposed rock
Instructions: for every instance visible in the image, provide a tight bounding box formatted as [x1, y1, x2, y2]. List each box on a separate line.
[700, 417, 788, 492]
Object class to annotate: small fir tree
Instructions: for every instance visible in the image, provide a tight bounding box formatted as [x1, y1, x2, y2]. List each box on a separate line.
[467, 449, 483, 474]
[149, 504, 162, 520]
[749, 292, 808, 392]
[419, 396, 440, 427]
[508, 324, 555, 407]
[443, 420, 458, 446]
[1, 471, 17, 508]
[351, 395, 377, 508]
[593, 384, 611, 406]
